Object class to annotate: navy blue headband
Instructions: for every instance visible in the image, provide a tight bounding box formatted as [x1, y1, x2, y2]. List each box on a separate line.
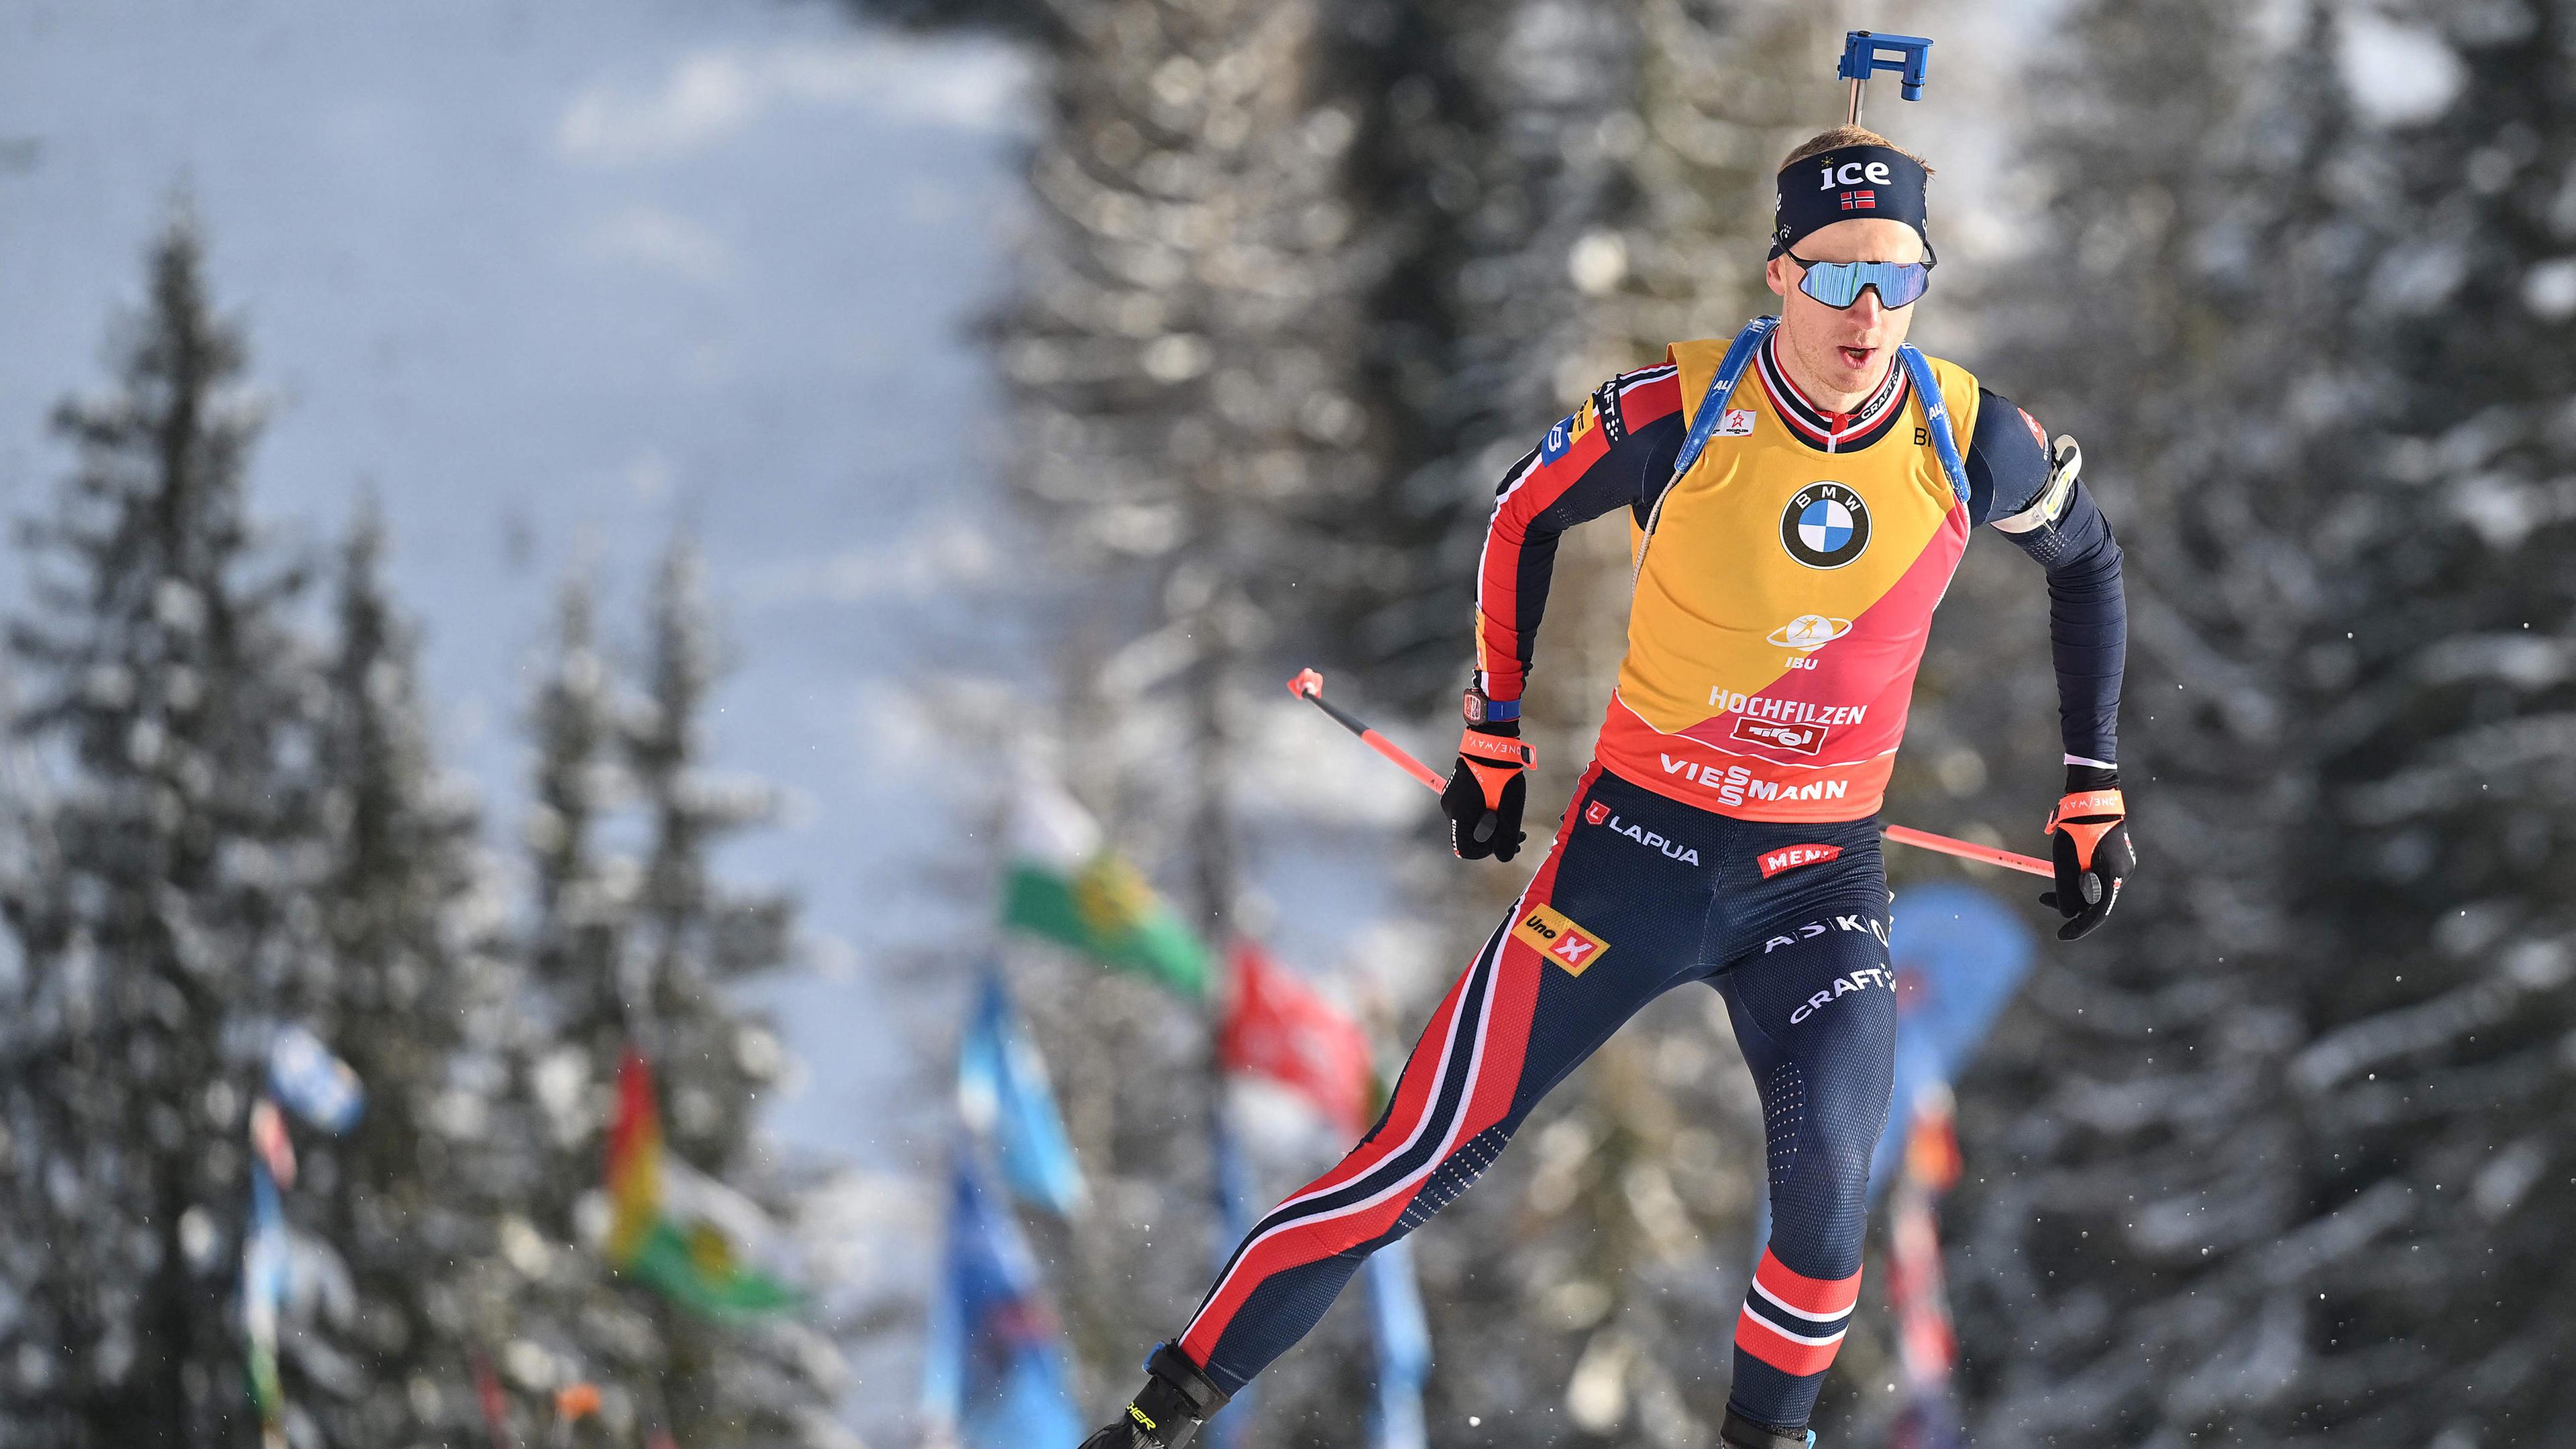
[1771, 144, 1933, 259]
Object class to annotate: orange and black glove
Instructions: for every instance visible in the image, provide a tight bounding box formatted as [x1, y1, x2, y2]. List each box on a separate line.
[1442, 722, 1533, 862]
[2041, 771, 2135, 941]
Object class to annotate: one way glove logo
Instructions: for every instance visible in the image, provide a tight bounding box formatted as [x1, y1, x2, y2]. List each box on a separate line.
[1511, 903, 1610, 977]
[2043, 788, 2135, 941]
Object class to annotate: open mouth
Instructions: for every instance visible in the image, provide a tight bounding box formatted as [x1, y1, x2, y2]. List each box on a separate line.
[1837, 345, 1876, 368]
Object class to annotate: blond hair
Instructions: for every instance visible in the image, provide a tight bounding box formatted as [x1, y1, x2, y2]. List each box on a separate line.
[1781, 126, 1934, 175]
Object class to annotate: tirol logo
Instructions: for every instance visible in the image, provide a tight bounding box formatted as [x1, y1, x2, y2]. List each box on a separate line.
[1780, 483, 1870, 569]
[1585, 800, 1611, 826]
[1757, 843, 1843, 878]
[1511, 902, 1610, 977]
[1717, 407, 1757, 437]
[1731, 716, 1827, 756]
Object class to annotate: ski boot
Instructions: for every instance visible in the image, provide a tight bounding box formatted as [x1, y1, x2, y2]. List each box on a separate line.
[1720, 1407, 1817, 1449]
[1077, 1342, 1231, 1449]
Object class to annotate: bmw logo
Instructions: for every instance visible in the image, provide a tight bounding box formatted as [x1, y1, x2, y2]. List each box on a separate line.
[1780, 483, 1870, 569]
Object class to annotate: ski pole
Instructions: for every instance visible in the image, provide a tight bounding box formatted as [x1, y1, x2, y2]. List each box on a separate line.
[1289, 669, 2052, 879]
[1288, 668, 1448, 792]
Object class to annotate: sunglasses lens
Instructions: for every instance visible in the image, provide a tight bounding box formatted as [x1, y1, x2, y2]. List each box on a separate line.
[1874, 264, 1930, 307]
[1800, 263, 1864, 308]
[1797, 260, 1929, 309]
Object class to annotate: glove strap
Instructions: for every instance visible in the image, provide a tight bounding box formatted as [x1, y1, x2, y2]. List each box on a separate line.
[2045, 788, 2125, 831]
[2046, 789, 2127, 873]
[1457, 730, 1534, 769]
[1458, 730, 1534, 810]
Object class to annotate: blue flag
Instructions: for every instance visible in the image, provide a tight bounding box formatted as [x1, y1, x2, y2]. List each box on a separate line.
[1366, 1238, 1431, 1449]
[922, 1152, 1082, 1449]
[268, 1026, 365, 1134]
[959, 974, 1085, 1217]
[1203, 1109, 1257, 1449]
[1867, 883, 2035, 1201]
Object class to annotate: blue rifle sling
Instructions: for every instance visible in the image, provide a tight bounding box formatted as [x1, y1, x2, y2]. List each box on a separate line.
[1896, 342, 1969, 505]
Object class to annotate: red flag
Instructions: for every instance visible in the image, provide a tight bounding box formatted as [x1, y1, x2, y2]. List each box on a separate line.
[1886, 1093, 1962, 1387]
[471, 1352, 513, 1449]
[248, 1097, 297, 1189]
[1218, 941, 1372, 1136]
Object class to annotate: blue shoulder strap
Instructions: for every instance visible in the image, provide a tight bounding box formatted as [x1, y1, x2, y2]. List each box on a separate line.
[1670, 316, 1776, 481]
[1896, 342, 1970, 505]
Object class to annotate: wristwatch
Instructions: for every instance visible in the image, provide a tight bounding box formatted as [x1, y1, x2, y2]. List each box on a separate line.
[1462, 686, 1520, 726]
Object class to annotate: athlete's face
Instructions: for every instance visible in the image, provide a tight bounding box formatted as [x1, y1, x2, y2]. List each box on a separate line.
[1765, 218, 1924, 407]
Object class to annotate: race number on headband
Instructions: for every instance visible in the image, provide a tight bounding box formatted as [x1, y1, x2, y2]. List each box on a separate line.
[1772, 144, 1934, 260]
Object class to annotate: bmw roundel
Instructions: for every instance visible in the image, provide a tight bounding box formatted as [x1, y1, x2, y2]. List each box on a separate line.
[1780, 482, 1870, 569]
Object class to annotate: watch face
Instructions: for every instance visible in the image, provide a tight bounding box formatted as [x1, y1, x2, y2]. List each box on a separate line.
[1462, 689, 1487, 724]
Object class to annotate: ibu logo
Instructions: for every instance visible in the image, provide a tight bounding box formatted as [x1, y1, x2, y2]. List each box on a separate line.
[1780, 482, 1870, 569]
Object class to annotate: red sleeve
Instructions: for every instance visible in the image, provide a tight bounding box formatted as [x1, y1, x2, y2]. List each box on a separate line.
[1474, 366, 1686, 702]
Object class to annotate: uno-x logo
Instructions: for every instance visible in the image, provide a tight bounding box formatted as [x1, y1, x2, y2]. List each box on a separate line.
[1761, 914, 1890, 955]
[1511, 903, 1609, 977]
[1756, 843, 1841, 878]
[1787, 963, 1896, 1025]
[1590, 807, 1701, 865]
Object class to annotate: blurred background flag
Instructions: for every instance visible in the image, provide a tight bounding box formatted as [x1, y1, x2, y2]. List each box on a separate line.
[606, 1050, 800, 1316]
[1867, 883, 2036, 1202]
[922, 1149, 1083, 1449]
[1217, 939, 1374, 1137]
[242, 1157, 291, 1449]
[1885, 1089, 1966, 1449]
[957, 971, 1085, 1217]
[1364, 1238, 1432, 1449]
[266, 1024, 365, 1134]
[999, 767, 1214, 998]
[248, 1097, 297, 1189]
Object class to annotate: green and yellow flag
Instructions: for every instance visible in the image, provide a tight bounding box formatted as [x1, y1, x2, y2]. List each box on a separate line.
[1000, 771, 1214, 999]
[608, 1051, 800, 1316]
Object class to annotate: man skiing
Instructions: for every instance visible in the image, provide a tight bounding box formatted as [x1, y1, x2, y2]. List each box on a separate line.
[1079, 123, 2133, 1449]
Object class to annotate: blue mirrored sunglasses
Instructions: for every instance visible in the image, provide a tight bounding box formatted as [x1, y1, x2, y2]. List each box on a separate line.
[1787, 252, 1933, 309]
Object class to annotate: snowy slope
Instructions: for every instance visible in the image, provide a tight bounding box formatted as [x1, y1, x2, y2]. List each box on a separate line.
[0, 0, 1028, 1170]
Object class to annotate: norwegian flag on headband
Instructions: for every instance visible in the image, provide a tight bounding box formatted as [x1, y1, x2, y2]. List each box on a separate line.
[1218, 941, 1373, 1136]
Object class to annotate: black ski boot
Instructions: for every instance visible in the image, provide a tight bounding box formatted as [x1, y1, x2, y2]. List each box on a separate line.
[1720, 1407, 1817, 1449]
[1077, 1342, 1232, 1449]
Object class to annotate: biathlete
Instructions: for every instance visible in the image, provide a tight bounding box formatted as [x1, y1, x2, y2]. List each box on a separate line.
[1079, 123, 2135, 1449]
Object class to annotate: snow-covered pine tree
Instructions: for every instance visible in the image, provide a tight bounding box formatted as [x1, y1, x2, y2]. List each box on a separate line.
[293, 504, 530, 1446]
[0, 211, 331, 1446]
[496, 571, 659, 1430]
[509, 555, 843, 1448]
[1938, 2, 2409, 1442]
[986, 1, 1382, 1440]
[619, 539, 842, 1447]
[2251, 3, 2576, 1439]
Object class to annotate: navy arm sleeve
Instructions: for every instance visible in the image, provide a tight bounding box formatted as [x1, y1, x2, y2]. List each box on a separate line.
[1472, 366, 1686, 702]
[1964, 386, 2127, 767]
